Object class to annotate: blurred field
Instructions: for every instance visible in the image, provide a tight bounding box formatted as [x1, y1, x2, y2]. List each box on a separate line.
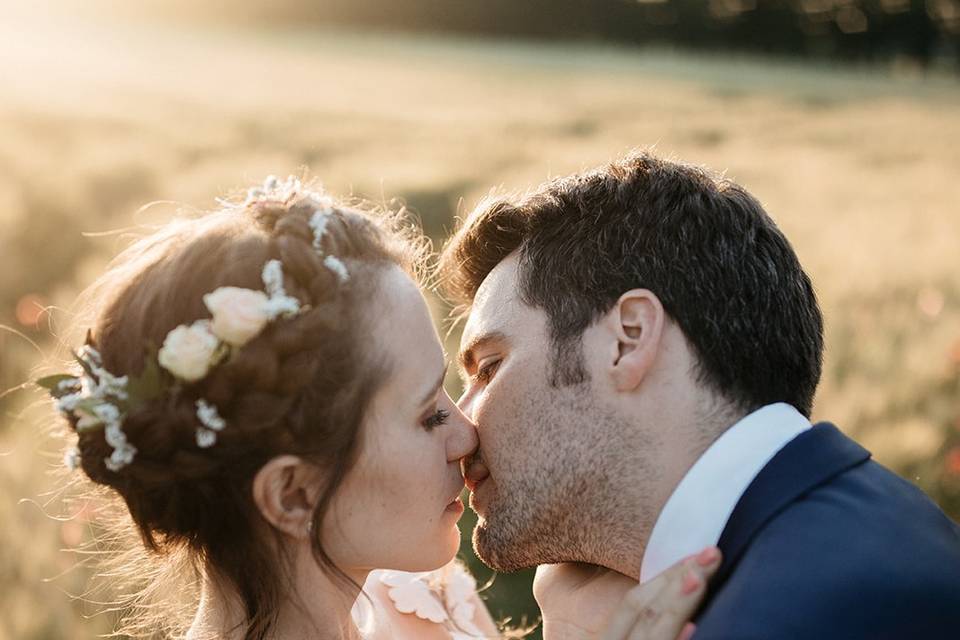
[1, 8, 959, 640]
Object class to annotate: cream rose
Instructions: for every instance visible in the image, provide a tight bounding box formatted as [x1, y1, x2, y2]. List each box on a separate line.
[203, 286, 270, 346]
[158, 321, 220, 381]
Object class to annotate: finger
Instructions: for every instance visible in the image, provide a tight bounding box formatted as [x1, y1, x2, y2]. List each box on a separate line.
[642, 549, 721, 640]
[605, 546, 721, 640]
[676, 622, 697, 640]
[599, 573, 668, 640]
[625, 561, 702, 640]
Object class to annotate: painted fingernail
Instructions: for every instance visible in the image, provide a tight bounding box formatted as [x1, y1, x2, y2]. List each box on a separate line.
[681, 568, 702, 595]
[677, 622, 697, 640]
[696, 546, 720, 567]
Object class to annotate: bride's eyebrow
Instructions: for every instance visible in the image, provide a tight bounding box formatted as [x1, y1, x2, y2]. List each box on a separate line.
[418, 363, 449, 408]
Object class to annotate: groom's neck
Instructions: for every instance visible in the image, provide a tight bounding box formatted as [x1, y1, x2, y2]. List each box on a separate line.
[598, 392, 743, 580]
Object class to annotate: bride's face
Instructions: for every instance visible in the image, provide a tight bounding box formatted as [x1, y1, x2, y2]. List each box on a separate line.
[321, 266, 478, 573]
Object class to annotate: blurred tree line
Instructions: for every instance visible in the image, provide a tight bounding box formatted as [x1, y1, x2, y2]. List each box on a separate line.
[201, 0, 960, 70]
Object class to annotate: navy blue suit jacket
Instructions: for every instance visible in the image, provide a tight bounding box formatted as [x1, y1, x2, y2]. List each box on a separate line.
[694, 423, 960, 639]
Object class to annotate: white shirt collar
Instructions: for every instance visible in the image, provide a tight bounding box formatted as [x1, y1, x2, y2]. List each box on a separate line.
[638, 402, 811, 583]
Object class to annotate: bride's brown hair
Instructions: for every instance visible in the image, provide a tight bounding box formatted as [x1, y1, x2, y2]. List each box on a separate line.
[60, 184, 426, 639]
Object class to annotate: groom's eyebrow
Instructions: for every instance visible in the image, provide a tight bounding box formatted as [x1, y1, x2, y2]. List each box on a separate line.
[458, 330, 507, 372]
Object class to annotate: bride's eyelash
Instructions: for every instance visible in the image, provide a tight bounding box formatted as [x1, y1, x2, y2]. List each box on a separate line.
[422, 408, 450, 431]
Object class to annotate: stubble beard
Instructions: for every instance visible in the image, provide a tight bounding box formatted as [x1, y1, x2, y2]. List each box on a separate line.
[471, 388, 646, 573]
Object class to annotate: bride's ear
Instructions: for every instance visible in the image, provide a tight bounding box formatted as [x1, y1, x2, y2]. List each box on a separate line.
[606, 289, 665, 392]
[252, 455, 324, 540]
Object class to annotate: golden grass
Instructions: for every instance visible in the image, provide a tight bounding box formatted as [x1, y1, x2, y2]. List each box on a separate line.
[1, 11, 958, 639]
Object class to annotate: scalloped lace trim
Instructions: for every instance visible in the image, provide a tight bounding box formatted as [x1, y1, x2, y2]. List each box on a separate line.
[374, 559, 485, 638]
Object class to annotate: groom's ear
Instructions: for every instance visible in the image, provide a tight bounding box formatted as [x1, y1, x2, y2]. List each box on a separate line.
[606, 289, 665, 392]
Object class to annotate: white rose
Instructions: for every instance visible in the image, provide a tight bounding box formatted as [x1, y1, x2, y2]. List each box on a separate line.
[158, 321, 221, 382]
[203, 287, 270, 346]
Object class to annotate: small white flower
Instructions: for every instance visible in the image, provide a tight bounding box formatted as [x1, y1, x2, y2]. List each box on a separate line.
[261, 260, 301, 319]
[77, 345, 103, 367]
[203, 286, 271, 346]
[93, 403, 121, 427]
[57, 378, 81, 393]
[196, 428, 217, 448]
[103, 421, 126, 448]
[158, 321, 221, 382]
[56, 392, 82, 413]
[89, 367, 129, 401]
[196, 399, 226, 432]
[278, 176, 302, 199]
[309, 209, 332, 252]
[102, 420, 137, 472]
[64, 447, 81, 471]
[324, 255, 349, 283]
[105, 442, 136, 472]
[195, 400, 226, 448]
[262, 260, 286, 299]
[243, 187, 264, 206]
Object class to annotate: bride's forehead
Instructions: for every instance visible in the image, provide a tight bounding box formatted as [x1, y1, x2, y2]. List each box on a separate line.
[371, 269, 443, 361]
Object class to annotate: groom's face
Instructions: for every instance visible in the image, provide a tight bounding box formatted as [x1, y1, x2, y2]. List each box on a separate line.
[457, 254, 628, 571]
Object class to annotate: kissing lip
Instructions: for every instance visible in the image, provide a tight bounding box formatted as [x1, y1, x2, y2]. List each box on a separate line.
[463, 455, 490, 493]
[446, 480, 466, 507]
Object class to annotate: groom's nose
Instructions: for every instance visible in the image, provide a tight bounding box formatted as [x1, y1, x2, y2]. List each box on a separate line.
[456, 388, 477, 422]
[446, 404, 479, 462]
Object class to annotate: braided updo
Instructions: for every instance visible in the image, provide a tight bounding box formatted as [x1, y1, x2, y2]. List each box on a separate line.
[63, 182, 425, 639]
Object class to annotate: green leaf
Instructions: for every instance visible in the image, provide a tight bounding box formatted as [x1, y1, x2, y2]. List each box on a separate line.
[72, 349, 97, 379]
[126, 356, 165, 406]
[71, 398, 102, 415]
[34, 373, 77, 391]
[35, 374, 78, 393]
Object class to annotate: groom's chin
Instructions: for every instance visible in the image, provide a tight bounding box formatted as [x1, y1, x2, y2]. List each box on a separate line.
[471, 515, 536, 573]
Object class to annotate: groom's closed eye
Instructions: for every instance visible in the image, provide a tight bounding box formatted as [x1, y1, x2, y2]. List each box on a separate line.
[457, 330, 507, 385]
[473, 359, 501, 385]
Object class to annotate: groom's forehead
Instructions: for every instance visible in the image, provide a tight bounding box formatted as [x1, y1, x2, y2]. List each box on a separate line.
[459, 257, 523, 358]
[468, 255, 521, 316]
[459, 293, 516, 358]
[472, 253, 521, 312]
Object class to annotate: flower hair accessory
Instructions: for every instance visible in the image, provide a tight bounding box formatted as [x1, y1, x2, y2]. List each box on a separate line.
[195, 399, 226, 448]
[38, 343, 153, 473]
[39, 176, 351, 472]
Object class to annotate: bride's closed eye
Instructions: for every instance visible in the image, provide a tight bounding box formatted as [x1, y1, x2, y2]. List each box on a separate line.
[421, 408, 450, 431]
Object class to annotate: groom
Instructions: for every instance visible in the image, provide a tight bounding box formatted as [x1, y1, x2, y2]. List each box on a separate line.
[440, 151, 960, 638]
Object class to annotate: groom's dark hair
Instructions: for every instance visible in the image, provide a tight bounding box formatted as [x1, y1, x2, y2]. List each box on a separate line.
[439, 150, 823, 417]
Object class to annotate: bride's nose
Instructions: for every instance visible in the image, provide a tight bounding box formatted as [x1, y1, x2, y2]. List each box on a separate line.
[445, 400, 479, 463]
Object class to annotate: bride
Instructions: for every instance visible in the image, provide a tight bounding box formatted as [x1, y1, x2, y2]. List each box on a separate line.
[41, 177, 720, 639]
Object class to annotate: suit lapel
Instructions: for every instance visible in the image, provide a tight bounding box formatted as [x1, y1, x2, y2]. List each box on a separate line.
[711, 423, 871, 591]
